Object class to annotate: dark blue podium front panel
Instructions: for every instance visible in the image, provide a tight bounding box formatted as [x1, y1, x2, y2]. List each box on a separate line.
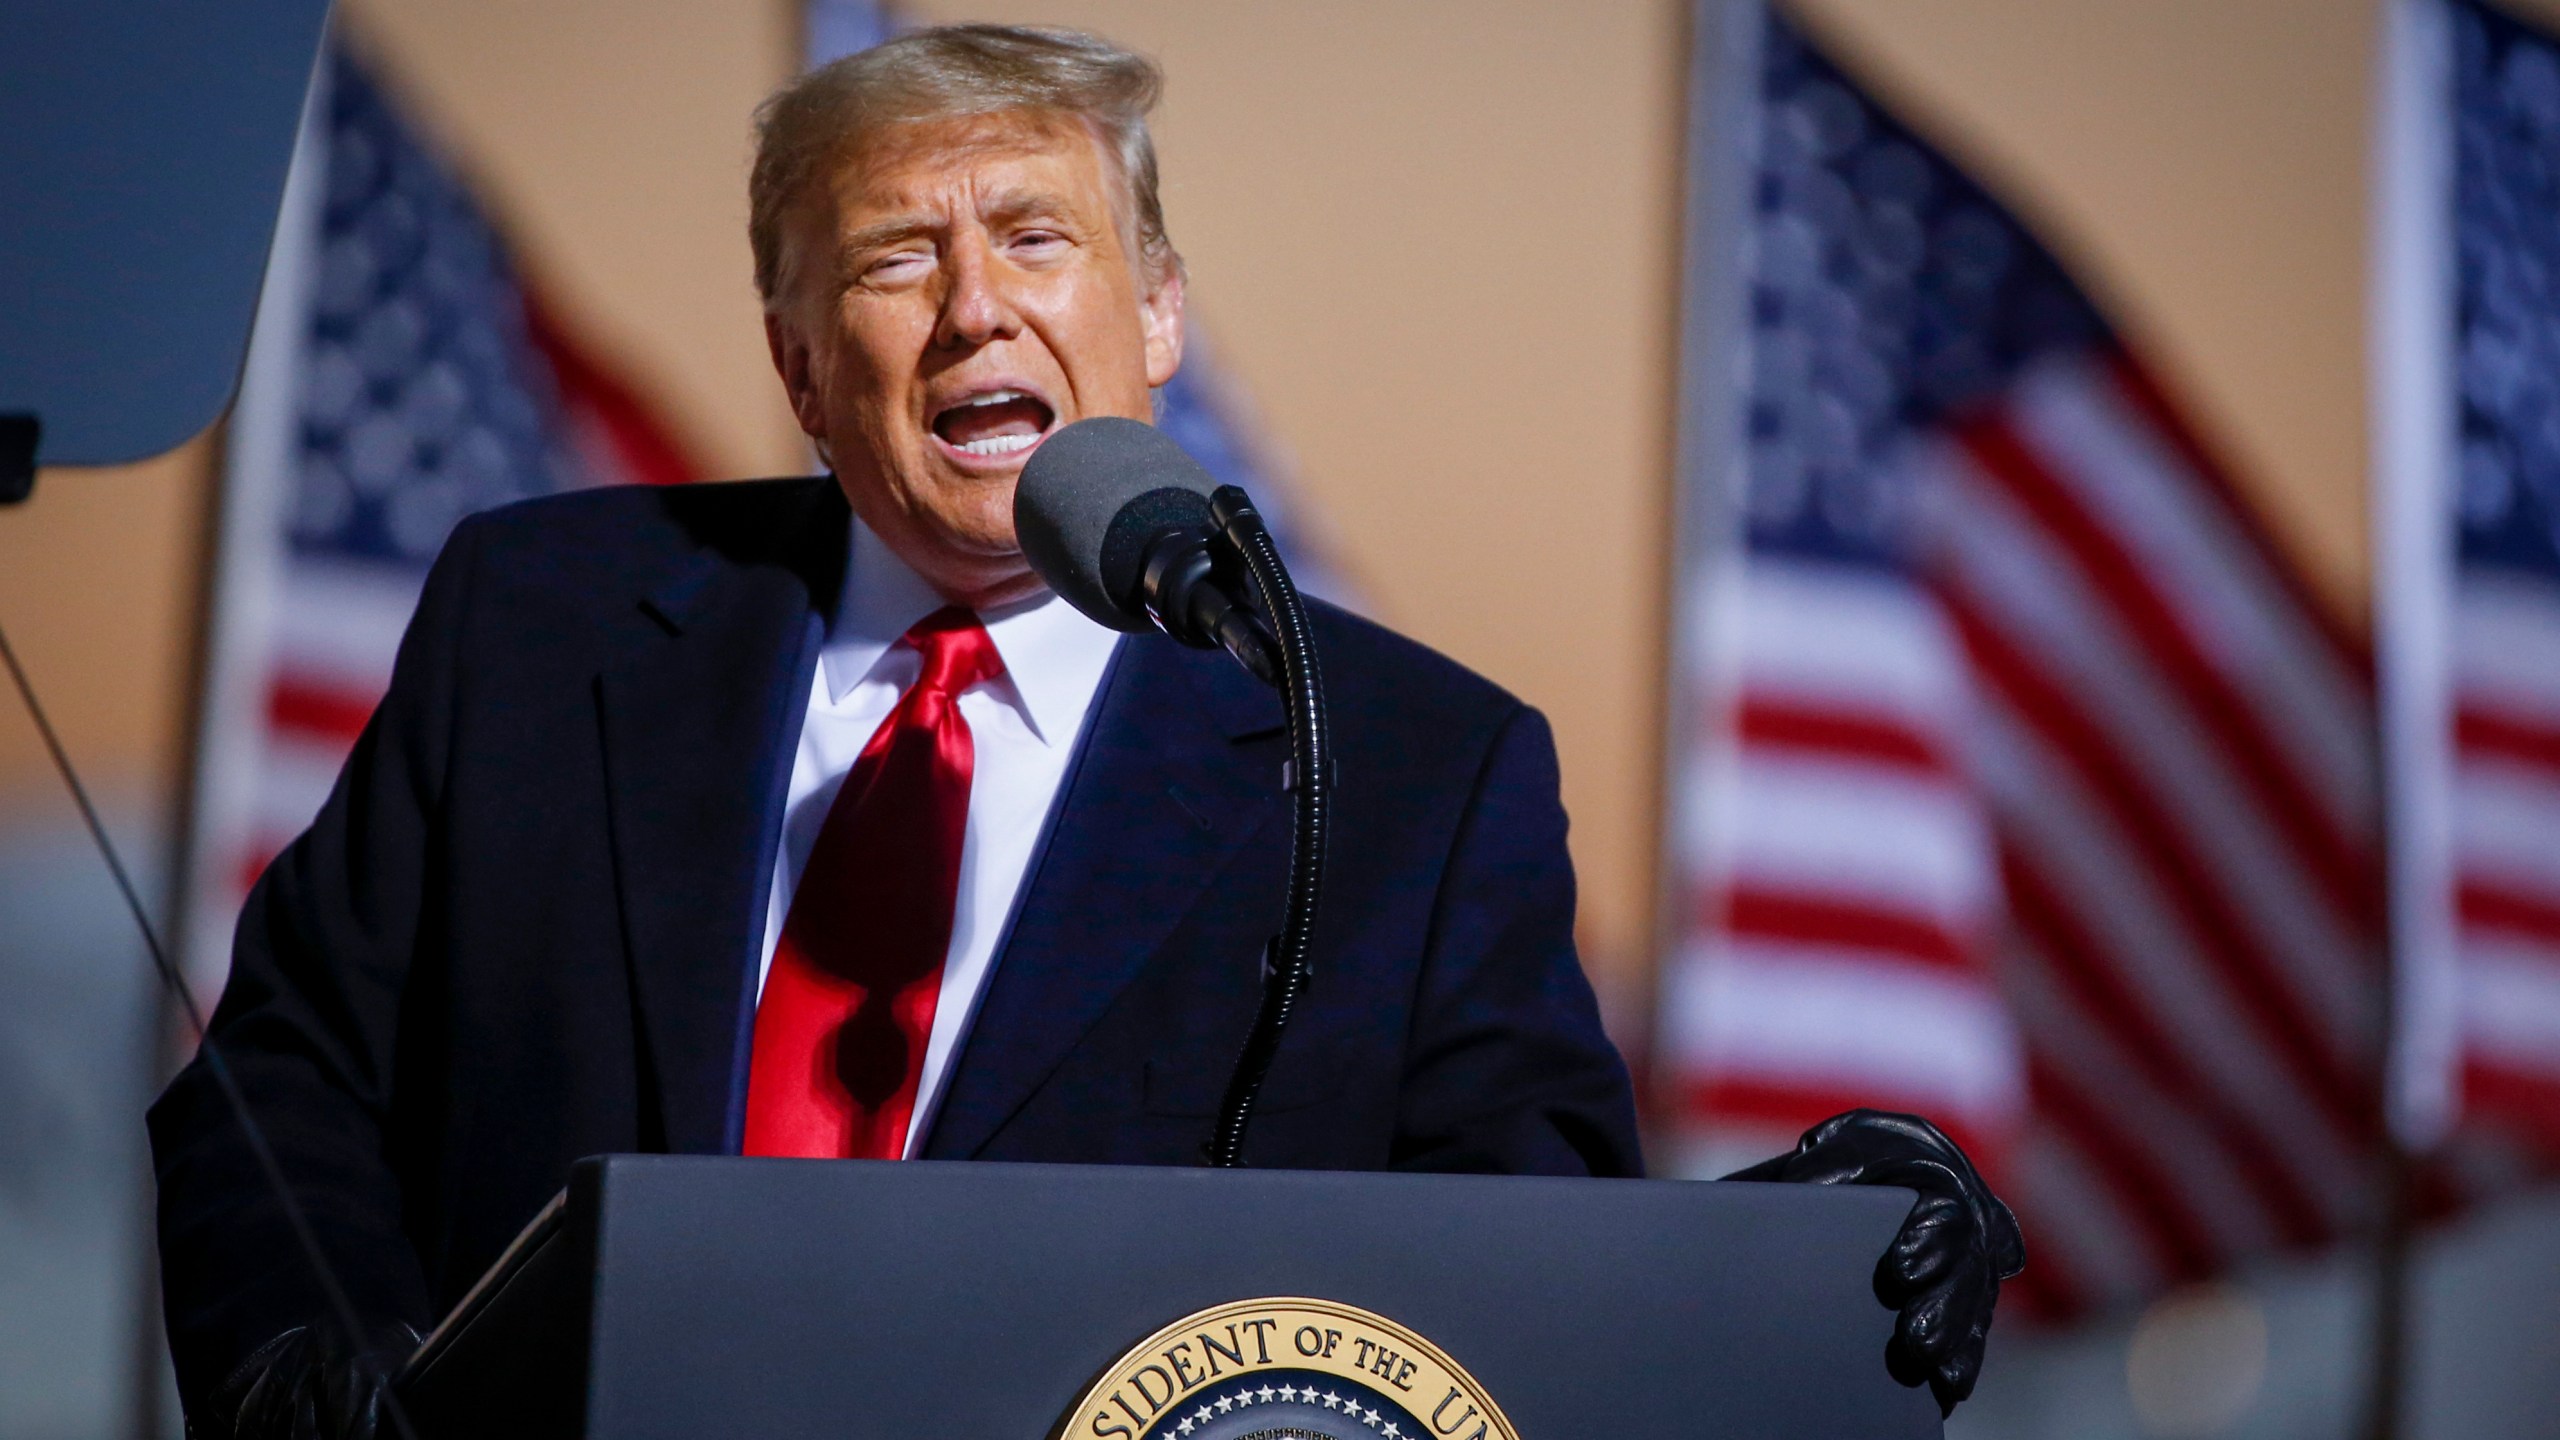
[538, 1156, 1937, 1439]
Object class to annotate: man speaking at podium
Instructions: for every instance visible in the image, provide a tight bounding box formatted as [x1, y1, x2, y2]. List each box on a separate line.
[150, 24, 2021, 1438]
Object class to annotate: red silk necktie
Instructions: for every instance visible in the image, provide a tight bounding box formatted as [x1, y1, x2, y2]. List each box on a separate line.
[743, 607, 1002, 1160]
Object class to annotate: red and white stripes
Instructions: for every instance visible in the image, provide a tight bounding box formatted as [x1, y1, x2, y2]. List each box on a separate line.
[1666, 532, 2023, 1179]
[1950, 351, 2385, 1314]
[2450, 576, 2560, 1154]
[1662, 347, 2388, 1319]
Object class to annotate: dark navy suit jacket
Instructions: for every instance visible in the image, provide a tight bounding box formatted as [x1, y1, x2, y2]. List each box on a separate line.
[147, 476, 1641, 1407]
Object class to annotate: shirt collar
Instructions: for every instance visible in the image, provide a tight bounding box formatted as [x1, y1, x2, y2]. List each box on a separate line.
[822, 511, 1119, 746]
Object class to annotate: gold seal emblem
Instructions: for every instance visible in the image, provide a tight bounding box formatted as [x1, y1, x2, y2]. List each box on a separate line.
[1060, 1297, 1518, 1440]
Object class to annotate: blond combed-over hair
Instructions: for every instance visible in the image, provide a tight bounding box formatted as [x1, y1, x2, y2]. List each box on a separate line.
[749, 24, 1179, 305]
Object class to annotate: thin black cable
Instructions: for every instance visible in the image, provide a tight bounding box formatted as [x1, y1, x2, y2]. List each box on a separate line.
[1204, 486, 1329, 1168]
[0, 616, 417, 1440]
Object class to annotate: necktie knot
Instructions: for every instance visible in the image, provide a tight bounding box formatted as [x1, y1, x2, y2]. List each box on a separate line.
[904, 606, 1003, 698]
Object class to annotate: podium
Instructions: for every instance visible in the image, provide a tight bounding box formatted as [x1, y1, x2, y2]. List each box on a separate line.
[398, 1155, 1940, 1439]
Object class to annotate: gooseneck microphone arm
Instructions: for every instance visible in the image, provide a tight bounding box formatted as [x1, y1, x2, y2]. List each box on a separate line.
[1201, 485, 1329, 1169]
[1009, 416, 1333, 1166]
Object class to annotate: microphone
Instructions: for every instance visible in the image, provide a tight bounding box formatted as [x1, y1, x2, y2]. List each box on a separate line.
[1012, 415, 1331, 1169]
[1015, 416, 1282, 686]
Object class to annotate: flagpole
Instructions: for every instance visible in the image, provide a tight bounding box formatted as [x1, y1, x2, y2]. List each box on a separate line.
[2359, 1142, 2418, 1440]
[1640, 0, 1708, 1115]
[2363, 1, 2463, 1436]
[1650, 0, 1763, 1159]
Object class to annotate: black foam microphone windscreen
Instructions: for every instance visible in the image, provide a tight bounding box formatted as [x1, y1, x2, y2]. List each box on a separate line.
[1015, 415, 1221, 631]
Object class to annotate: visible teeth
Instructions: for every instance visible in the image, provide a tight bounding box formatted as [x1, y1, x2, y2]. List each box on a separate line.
[957, 388, 1028, 409]
[958, 433, 1039, 456]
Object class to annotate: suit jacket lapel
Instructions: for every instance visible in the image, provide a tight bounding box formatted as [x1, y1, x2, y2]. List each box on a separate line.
[922, 636, 1286, 1159]
[595, 481, 845, 1156]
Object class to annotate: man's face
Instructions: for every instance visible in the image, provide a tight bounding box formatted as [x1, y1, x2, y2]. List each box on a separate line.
[765, 109, 1185, 605]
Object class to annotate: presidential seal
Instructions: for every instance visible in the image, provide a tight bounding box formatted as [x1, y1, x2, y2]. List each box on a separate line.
[1061, 1297, 1518, 1440]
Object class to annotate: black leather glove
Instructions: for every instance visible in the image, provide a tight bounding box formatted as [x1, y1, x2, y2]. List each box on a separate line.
[202, 1321, 420, 1440]
[1723, 1109, 2025, 1417]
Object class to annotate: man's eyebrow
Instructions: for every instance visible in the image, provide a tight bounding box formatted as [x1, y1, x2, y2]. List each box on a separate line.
[835, 214, 936, 261]
[832, 189, 1078, 251]
[979, 186, 1080, 225]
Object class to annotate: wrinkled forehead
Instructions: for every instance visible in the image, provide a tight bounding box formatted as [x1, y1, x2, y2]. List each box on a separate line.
[805, 108, 1134, 242]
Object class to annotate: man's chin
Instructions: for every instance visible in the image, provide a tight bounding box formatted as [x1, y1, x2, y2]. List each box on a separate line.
[832, 452, 1039, 583]
[893, 507, 1040, 597]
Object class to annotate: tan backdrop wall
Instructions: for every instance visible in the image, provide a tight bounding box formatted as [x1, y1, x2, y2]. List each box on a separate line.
[1798, 0, 2379, 621]
[0, 0, 2401, 1048]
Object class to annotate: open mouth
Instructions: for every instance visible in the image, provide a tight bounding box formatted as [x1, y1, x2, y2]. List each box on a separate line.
[930, 387, 1057, 460]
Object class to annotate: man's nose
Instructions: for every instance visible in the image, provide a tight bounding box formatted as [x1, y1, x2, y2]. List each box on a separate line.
[934, 234, 1021, 350]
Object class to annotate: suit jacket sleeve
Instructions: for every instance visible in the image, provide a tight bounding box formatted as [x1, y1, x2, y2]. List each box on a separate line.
[1390, 702, 1645, 1177]
[147, 516, 485, 1407]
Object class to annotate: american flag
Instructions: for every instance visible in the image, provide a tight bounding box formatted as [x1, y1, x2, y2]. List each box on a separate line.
[1658, 2, 2388, 1319]
[179, 40, 698, 997]
[2375, 0, 2560, 1175]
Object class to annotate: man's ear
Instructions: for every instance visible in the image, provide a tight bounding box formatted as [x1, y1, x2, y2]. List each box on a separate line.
[764, 309, 828, 442]
[1140, 266, 1186, 390]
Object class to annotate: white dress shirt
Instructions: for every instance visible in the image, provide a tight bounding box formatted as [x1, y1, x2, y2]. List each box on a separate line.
[757, 513, 1120, 1157]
